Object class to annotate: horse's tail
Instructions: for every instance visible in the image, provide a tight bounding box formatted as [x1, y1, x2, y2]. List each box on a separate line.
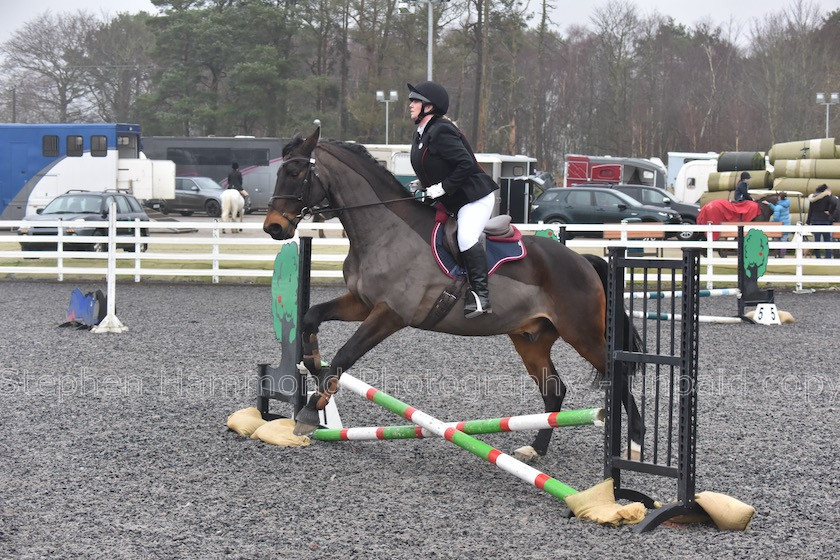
[582, 254, 644, 382]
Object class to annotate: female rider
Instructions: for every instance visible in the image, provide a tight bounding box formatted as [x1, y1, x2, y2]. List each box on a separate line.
[407, 81, 498, 318]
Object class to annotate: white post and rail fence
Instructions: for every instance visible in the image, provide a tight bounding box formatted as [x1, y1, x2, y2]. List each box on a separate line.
[1, 218, 839, 292]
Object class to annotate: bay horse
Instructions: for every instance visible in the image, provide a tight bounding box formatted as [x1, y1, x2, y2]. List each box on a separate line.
[263, 127, 644, 461]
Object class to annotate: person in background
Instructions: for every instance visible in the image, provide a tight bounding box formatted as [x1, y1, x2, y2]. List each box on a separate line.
[734, 171, 752, 202]
[407, 80, 498, 318]
[762, 192, 790, 257]
[227, 161, 249, 209]
[806, 184, 837, 259]
[832, 191, 840, 258]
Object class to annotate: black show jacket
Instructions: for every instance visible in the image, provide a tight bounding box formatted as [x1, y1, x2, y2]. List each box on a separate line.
[410, 115, 498, 212]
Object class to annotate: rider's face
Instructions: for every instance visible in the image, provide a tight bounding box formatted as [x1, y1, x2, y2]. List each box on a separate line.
[409, 99, 424, 122]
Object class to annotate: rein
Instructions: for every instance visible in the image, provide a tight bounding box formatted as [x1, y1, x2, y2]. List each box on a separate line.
[268, 155, 416, 222]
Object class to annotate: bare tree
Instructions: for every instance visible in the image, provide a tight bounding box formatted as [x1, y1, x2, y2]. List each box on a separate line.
[81, 13, 156, 122]
[589, 0, 641, 155]
[0, 11, 99, 122]
[530, 0, 557, 167]
[748, 1, 827, 143]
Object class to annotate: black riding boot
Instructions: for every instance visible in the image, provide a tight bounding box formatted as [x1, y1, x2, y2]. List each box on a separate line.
[461, 243, 492, 318]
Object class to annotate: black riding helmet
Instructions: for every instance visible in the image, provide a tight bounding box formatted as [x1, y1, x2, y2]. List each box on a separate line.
[407, 81, 449, 123]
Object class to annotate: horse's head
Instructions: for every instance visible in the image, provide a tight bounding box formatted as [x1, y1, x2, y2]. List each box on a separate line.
[756, 193, 778, 221]
[263, 126, 328, 240]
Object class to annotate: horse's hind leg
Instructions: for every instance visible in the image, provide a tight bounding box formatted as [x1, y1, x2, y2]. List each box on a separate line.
[622, 372, 645, 459]
[508, 329, 565, 463]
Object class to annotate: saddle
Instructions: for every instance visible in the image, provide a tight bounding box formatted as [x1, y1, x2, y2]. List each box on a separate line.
[432, 205, 525, 279]
[418, 211, 525, 329]
[416, 208, 526, 329]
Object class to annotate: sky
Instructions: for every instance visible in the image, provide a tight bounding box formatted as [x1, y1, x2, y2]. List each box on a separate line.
[0, 0, 837, 46]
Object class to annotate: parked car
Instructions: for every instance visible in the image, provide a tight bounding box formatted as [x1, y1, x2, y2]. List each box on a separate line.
[600, 184, 701, 241]
[17, 190, 150, 251]
[146, 176, 245, 217]
[529, 186, 682, 238]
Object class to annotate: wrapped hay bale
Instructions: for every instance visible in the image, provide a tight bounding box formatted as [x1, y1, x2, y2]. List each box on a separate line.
[708, 170, 771, 191]
[773, 177, 840, 197]
[717, 151, 765, 172]
[772, 177, 808, 192]
[773, 159, 816, 178]
[698, 190, 733, 206]
[768, 138, 836, 163]
[773, 159, 840, 179]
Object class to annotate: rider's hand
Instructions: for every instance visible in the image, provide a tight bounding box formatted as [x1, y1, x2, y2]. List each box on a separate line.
[425, 183, 445, 199]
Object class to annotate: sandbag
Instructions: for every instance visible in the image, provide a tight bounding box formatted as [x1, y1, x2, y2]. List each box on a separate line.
[226, 407, 267, 436]
[251, 418, 311, 447]
[768, 138, 836, 163]
[666, 491, 758, 530]
[717, 152, 765, 172]
[563, 479, 646, 526]
[694, 491, 756, 531]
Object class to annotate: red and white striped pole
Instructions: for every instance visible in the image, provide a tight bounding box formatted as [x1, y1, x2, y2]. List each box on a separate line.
[313, 408, 604, 442]
[338, 373, 580, 501]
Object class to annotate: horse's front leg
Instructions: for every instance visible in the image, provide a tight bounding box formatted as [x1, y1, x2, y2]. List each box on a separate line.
[294, 301, 407, 435]
[300, 292, 371, 377]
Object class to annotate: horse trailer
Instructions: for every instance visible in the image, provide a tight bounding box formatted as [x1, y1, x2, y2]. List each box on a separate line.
[364, 144, 538, 222]
[0, 123, 174, 219]
[563, 154, 667, 190]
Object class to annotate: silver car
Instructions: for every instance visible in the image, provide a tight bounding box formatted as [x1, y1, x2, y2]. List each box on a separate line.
[149, 176, 225, 217]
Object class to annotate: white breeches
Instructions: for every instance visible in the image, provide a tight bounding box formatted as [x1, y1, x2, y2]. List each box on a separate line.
[457, 193, 495, 251]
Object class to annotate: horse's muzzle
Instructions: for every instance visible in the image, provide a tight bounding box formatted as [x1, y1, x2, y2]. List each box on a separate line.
[263, 211, 295, 240]
[264, 223, 287, 240]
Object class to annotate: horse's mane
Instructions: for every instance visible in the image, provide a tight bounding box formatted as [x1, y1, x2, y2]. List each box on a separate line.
[282, 134, 411, 198]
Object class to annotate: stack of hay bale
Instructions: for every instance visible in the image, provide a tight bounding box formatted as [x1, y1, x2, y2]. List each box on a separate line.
[700, 151, 772, 205]
[770, 138, 840, 216]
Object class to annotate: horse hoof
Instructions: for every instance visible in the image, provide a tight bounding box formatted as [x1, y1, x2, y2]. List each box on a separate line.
[293, 419, 318, 436]
[630, 441, 642, 461]
[293, 406, 321, 435]
[513, 445, 540, 463]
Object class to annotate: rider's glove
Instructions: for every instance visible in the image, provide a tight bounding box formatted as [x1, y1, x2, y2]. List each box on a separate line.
[425, 183, 445, 199]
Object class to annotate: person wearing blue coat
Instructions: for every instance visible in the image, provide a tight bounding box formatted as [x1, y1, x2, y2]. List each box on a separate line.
[764, 192, 791, 257]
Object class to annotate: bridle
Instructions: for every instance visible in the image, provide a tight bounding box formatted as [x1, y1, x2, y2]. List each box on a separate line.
[268, 157, 321, 231]
[268, 152, 418, 233]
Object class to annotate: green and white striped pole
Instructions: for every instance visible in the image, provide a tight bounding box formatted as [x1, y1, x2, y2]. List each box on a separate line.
[338, 373, 579, 501]
[312, 408, 604, 442]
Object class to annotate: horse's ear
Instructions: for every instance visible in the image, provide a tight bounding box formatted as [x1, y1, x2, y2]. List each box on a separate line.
[301, 127, 320, 157]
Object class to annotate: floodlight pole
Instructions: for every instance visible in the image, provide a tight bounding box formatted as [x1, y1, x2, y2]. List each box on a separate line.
[816, 92, 839, 139]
